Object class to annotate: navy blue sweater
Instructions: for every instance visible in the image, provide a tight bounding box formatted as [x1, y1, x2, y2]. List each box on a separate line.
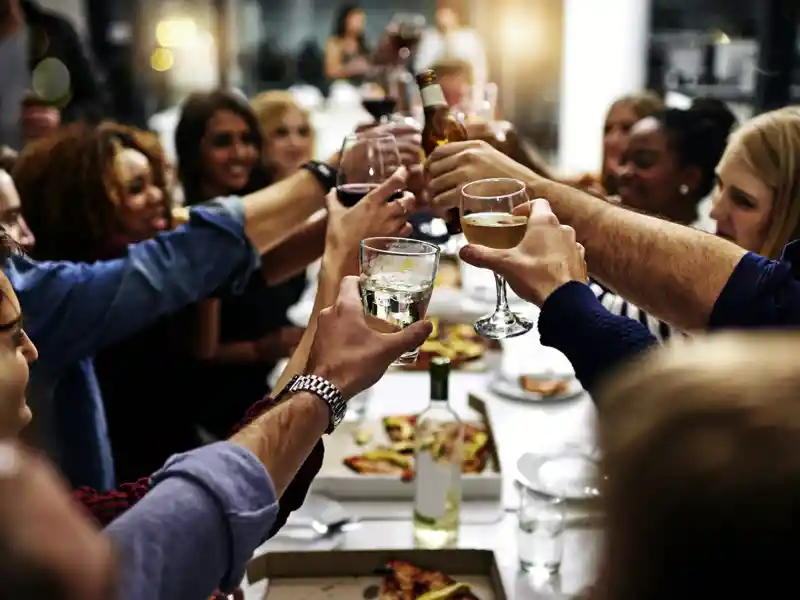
[538, 242, 800, 395]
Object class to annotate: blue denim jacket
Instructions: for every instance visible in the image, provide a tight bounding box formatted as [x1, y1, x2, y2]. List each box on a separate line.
[11, 197, 258, 490]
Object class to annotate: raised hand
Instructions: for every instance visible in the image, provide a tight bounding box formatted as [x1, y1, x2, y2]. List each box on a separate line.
[325, 166, 417, 276]
[306, 277, 432, 399]
[426, 140, 538, 211]
[459, 198, 587, 306]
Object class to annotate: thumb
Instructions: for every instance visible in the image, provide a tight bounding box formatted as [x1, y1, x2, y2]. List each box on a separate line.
[326, 187, 345, 213]
[459, 244, 508, 274]
[365, 165, 408, 205]
[381, 319, 433, 359]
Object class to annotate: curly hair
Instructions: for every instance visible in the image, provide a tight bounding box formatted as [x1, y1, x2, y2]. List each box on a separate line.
[14, 122, 171, 262]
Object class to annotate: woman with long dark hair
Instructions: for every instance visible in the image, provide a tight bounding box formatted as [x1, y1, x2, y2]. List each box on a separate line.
[175, 89, 309, 439]
[325, 4, 372, 84]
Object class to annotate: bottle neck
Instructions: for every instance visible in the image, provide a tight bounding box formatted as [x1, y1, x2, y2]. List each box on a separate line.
[420, 83, 447, 109]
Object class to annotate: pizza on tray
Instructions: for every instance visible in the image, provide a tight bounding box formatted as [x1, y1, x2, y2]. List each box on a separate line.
[405, 319, 498, 371]
[518, 376, 570, 397]
[343, 416, 491, 478]
[380, 560, 480, 600]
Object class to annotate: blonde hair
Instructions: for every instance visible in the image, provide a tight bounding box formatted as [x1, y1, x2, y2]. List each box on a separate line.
[726, 106, 800, 259]
[430, 57, 474, 85]
[596, 333, 800, 599]
[250, 91, 315, 169]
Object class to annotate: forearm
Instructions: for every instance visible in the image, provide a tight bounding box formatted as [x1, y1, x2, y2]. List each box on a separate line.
[262, 213, 327, 285]
[230, 392, 328, 497]
[242, 169, 332, 255]
[273, 259, 344, 392]
[531, 178, 746, 330]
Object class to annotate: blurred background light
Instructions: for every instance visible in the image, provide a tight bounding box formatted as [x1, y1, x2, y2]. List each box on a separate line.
[150, 47, 175, 72]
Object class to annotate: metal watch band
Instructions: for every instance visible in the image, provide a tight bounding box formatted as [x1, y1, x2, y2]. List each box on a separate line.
[285, 373, 346, 434]
[300, 161, 338, 193]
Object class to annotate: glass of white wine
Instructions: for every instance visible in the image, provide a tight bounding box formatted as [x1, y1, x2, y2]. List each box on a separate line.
[360, 237, 440, 365]
[460, 178, 533, 339]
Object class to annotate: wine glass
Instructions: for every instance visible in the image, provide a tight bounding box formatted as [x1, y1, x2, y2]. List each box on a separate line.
[336, 134, 403, 207]
[360, 237, 440, 366]
[459, 178, 533, 339]
[387, 13, 426, 62]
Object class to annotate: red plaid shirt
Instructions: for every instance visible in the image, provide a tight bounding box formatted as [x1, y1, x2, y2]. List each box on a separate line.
[72, 393, 324, 535]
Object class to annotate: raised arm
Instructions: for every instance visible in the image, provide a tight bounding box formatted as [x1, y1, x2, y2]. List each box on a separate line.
[106, 280, 431, 600]
[10, 198, 257, 372]
[427, 141, 748, 331]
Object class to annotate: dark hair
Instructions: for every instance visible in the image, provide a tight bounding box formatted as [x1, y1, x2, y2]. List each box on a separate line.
[333, 4, 369, 55]
[175, 89, 272, 206]
[659, 99, 737, 199]
[15, 122, 172, 262]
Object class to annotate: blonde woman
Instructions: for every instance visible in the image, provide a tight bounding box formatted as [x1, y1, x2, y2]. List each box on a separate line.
[710, 105, 800, 259]
[589, 105, 800, 342]
[596, 333, 800, 599]
[251, 91, 316, 181]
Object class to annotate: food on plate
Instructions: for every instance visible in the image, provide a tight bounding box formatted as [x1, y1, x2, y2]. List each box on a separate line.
[343, 416, 492, 476]
[411, 319, 490, 370]
[434, 260, 461, 289]
[519, 376, 570, 397]
[380, 560, 480, 600]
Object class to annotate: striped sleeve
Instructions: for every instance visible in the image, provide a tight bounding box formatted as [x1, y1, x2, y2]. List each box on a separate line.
[589, 280, 676, 342]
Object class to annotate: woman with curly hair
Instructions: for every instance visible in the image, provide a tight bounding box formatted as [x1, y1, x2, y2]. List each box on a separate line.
[14, 122, 199, 483]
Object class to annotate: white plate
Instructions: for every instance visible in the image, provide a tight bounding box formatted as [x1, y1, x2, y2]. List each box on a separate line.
[489, 374, 584, 403]
[516, 453, 601, 500]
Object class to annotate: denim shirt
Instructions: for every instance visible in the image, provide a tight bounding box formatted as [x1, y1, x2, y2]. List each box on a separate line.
[11, 197, 258, 490]
[107, 442, 278, 600]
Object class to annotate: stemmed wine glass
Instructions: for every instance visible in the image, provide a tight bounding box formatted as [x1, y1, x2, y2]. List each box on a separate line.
[336, 134, 403, 207]
[387, 13, 426, 64]
[460, 178, 533, 339]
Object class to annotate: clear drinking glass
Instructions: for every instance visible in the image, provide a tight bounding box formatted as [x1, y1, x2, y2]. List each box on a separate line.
[360, 237, 440, 366]
[459, 178, 534, 339]
[337, 134, 403, 207]
[517, 484, 566, 574]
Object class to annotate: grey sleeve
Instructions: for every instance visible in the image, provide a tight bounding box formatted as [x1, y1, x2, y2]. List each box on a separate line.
[106, 442, 278, 600]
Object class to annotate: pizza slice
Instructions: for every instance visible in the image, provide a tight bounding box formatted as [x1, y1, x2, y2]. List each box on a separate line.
[519, 376, 569, 397]
[380, 560, 480, 600]
[384, 415, 417, 442]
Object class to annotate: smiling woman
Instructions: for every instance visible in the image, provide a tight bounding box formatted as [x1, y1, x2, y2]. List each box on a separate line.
[14, 123, 172, 263]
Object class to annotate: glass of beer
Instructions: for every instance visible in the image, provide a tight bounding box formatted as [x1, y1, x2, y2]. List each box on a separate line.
[360, 237, 440, 365]
[337, 134, 403, 207]
[460, 178, 533, 339]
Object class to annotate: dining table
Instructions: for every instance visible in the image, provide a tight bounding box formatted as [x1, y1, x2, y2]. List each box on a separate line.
[241, 259, 603, 600]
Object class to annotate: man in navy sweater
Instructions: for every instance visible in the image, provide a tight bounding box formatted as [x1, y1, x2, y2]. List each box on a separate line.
[427, 141, 800, 392]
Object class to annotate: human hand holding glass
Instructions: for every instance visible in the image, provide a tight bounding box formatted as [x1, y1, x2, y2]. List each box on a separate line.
[337, 134, 404, 207]
[459, 178, 533, 339]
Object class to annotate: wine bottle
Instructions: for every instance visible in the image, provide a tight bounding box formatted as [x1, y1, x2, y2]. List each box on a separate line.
[412, 356, 464, 548]
[415, 69, 468, 234]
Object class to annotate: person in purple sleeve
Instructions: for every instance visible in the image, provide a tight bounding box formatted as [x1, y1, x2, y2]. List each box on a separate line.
[424, 137, 800, 395]
[0, 272, 431, 600]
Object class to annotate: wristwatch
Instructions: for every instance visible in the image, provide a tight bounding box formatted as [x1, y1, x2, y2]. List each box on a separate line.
[281, 374, 346, 434]
[300, 160, 338, 193]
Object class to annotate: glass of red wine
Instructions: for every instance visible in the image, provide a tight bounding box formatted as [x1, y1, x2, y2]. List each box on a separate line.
[336, 134, 403, 207]
[388, 13, 425, 62]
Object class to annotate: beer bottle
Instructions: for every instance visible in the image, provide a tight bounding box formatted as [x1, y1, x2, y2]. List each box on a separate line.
[416, 69, 468, 234]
